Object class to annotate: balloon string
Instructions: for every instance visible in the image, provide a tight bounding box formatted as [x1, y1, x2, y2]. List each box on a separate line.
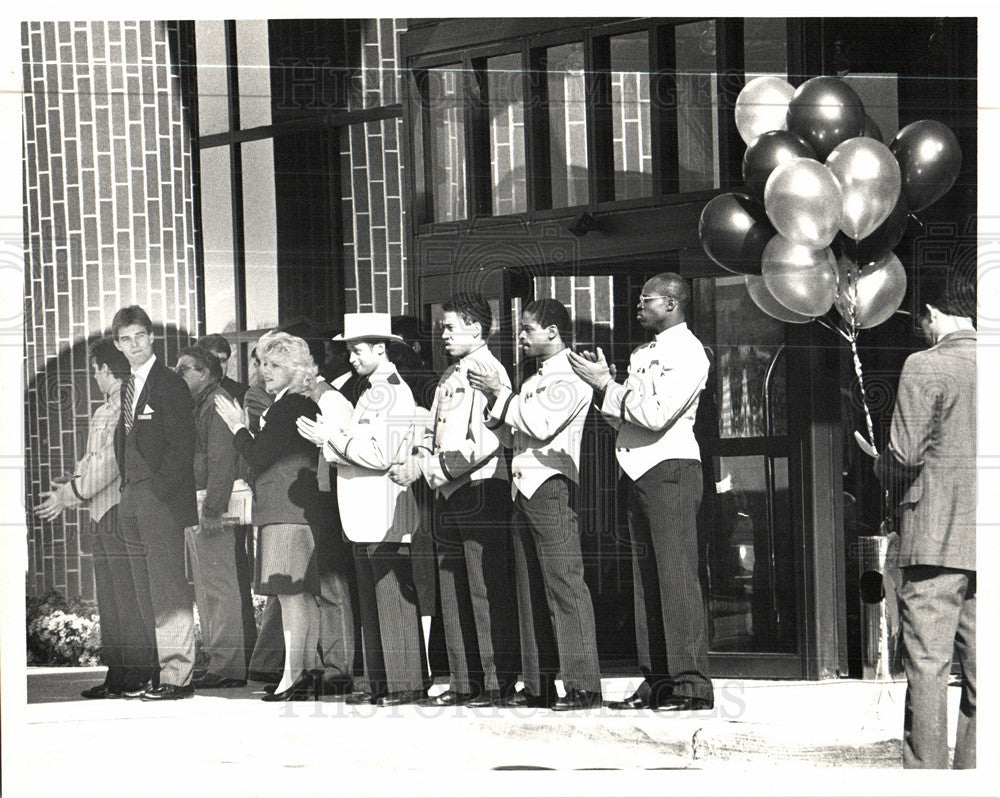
[848, 326, 879, 457]
[815, 316, 851, 342]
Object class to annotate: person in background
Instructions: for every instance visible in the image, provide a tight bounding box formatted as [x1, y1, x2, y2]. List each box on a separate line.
[215, 333, 324, 701]
[112, 305, 198, 700]
[468, 298, 600, 711]
[34, 337, 157, 698]
[299, 313, 425, 707]
[875, 274, 976, 768]
[197, 333, 248, 406]
[569, 272, 714, 712]
[175, 345, 255, 689]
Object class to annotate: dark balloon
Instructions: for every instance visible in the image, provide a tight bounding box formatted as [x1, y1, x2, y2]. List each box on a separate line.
[785, 77, 866, 161]
[861, 114, 883, 143]
[698, 192, 775, 276]
[834, 193, 909, 267]
[742, 130, 817, 202]
[889, 119, 962, 212]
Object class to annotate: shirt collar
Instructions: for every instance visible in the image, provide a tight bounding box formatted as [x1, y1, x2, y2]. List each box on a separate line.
[273, 386, 290, 403]
[938, 329, 976, 345]
[653, 322, 690, 345]
[458, 343, 491, 368]
[132, 353, 156, 381]
[536, 347, 571, 374]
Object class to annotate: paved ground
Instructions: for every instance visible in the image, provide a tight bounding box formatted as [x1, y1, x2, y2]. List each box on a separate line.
[1, 667, 979, 797]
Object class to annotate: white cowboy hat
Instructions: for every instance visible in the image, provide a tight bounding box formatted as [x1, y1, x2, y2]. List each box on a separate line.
[332, 312, 404, 343]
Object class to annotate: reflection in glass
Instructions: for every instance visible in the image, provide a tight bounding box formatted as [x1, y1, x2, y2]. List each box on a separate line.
[546, 42, 589, 207]
[426, 66, 467, 222]
[610, 32, 652, 200]
[198, 147, 236, 334]
[703, 454, 796, 653]
[675, 20, 719, 192]
[241, 139, 279, 330]
[487, 53, 527, 215]
[194, 20, 229, 137]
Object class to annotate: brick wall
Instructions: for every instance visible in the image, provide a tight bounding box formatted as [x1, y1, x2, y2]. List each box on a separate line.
[340, 19, 408, 316]
[23, 21, 199, 599]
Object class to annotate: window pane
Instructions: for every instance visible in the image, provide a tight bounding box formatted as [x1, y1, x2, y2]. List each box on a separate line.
[610, 32, 652, 200]
[675, 21, 719, 192]
[487, 53, 527, 215]
[743, 18, 787, 77]
[236, 20, 272, 129]
[241, 139, 279, 330]
[843, 74, 899, 143]
[194, 20, 229, 136]
[547, 42, 589, 207]
[427, 66, 467, 222]
[198, 147, 236, 333]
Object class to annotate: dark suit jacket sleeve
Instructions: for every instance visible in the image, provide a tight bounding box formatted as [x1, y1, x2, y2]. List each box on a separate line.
[233, 393, 318, 473]
[149, 366, 198, 504]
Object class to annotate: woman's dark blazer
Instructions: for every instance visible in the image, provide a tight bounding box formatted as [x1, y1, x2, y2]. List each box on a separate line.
[233, 390, 323, 528]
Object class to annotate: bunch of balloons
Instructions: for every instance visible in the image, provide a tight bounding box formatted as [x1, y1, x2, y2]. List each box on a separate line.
[699, 74, 962, 329]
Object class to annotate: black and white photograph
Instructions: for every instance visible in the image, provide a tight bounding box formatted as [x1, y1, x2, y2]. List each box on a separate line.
[1, 4, 996, 797]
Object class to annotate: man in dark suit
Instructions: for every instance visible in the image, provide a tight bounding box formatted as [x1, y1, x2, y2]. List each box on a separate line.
[112, 305, 199, 700]
[876, 275, 976, 768]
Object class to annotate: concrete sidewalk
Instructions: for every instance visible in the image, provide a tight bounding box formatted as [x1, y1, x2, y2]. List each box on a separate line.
[2, 667, 969, 796]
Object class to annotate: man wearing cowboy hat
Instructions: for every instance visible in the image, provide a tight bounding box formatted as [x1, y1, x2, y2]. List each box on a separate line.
[298, 312, 426, 707]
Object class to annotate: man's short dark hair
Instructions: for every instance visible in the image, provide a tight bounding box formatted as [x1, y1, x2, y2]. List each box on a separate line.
[523, 298, 572, 342]
[89, 336, 131, 379]
[919, 267, 977, 323]
[180, 345, 223, 382]
[196, 333, 232, 360]
[648, 272, 691, 316]
[111, 305, 153, 337]
[441, 293, 493, 338]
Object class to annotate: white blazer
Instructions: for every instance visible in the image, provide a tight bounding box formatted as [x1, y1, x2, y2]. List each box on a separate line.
[324, 364, 418, 544]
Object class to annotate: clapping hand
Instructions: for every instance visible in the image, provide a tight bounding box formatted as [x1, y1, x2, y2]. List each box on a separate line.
[296, 415, 328, 448]
[33, 490, 66, 522]
[567, 347, 615, 389]
[466, 365, 502, 402]
[214, 395, 246, 433]
[388, 453, 422, 487]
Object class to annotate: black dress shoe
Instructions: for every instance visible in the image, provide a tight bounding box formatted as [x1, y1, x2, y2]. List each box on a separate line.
[140, 684, 195, 701]
[81, 683, 121, 699]
[654, 695, 713, 712]
[345, 690, 377, 705]
[507, 686, 557, 708]
[422, 689, 475, 707]
[248, 669, 284, 683]
[321, 676, 353, 696]
[608, 690, 657, 710]
[192, 672, 247, 689]
[465, 689, 512, 708]
[121, 682, 153, 699]
[377, 689, 425, 707]
[261, 672, 318, 702]
[551, 688, 603, 711]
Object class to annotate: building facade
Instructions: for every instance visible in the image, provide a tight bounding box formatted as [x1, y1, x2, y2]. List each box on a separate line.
[22, 17, 976, 680]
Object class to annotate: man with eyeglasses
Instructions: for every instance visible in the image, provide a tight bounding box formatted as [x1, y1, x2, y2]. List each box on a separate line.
[112, 305, 198, 700]
[569, 272, 714, 712]
[175, 346, 255, 689]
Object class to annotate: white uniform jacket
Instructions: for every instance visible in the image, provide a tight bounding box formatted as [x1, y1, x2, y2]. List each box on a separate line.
[486, 348, 593, 500]
[599, 322, 708, 480]
[418, 344, 510, 499]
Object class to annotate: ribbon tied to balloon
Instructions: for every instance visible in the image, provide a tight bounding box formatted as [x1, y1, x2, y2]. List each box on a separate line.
[698, 73, 963, 457]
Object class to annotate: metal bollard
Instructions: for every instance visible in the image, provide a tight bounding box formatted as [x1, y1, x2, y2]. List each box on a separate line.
[857, 535, 890, 680]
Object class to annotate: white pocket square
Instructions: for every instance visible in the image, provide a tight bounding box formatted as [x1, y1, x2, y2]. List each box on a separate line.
[143, 404, 154, 413]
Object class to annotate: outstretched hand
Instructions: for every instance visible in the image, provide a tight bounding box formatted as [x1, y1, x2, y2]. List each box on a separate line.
[214, 395, 246, 433]
[296, 415, 328, 448]
[567, 347, 615, 390]
[388, 453, 422, 486]
[466, 365, 502, 401]
[33, 490, 66, 522]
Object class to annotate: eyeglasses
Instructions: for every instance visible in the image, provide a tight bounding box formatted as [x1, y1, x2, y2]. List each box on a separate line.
[116, 332, 150, 345]
[637, 294, 674, 307]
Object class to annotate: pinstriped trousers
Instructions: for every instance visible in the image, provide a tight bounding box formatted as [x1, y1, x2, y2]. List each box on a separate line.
[512, 475, 601, 695]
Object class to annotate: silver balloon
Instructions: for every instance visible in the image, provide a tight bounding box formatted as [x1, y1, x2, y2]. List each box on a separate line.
[835, 253, 907, 329]
[735, 76, 796, 145]
[826, 137, 901, 241]
[764, 158, 844, 249]
[762, 234, 839, 317]
[745, 274, 814, 323]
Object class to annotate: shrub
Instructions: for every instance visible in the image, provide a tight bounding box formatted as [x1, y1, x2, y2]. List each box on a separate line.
[26, 591, 101, 666]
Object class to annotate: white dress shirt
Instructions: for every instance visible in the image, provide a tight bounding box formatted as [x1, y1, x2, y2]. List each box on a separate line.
[599, 322, 708, 480]
[418, 343, 510, 499]
[487, 347, 593, 500]
[130, 353, 156, 417]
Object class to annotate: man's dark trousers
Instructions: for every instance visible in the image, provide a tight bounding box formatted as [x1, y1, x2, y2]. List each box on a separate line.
[626, 458, 712, 703]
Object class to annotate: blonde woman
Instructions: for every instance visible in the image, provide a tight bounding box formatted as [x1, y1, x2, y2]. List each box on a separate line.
[215, 333, 323, 701]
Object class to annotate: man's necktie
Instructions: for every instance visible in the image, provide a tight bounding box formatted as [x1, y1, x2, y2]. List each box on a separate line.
[122, 375, 136, 435]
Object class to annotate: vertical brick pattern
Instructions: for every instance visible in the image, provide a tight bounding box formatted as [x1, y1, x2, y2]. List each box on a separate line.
[340, 19, 407, 315]
[23, 21, 199, 599]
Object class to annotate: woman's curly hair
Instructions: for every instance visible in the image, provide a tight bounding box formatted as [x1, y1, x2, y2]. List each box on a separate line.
[257, 332, 318, 396]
